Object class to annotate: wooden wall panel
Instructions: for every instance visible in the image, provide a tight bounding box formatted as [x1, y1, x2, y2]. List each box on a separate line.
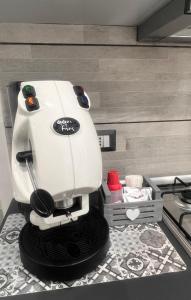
[96, 122, 191, 177]
[1, 45, 191, 124]
[0, 24, 135, 45]
[0, 23, 190, 47]
[1, 25, 191, 177]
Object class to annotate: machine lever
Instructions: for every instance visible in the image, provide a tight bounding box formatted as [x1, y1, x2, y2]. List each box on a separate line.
[26, 159, 55, 218]
[17, 151, 55, 218]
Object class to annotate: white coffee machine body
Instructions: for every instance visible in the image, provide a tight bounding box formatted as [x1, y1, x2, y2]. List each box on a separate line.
[12, 81, 102, 229]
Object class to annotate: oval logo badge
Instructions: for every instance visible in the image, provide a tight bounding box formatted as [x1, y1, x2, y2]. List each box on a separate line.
[53, 117, 80, 135]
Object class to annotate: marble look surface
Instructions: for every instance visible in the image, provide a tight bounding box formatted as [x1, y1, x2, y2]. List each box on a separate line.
[0, 213, 186, 297]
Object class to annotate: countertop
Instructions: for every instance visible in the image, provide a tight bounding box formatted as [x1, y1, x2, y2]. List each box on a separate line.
[1, 200, 191, 300]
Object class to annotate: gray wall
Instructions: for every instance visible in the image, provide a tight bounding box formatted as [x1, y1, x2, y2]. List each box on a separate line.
[0, 0, 170, 25]
[1, 23, 191, 178]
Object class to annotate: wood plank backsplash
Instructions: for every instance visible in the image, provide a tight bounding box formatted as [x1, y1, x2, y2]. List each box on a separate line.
[1, 24, 191, 178]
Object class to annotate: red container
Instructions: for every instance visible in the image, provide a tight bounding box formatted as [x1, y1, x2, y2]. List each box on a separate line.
[107, 170, 122, 191]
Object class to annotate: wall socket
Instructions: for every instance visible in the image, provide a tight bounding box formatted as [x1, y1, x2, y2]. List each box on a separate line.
[97, 130, 116, 152]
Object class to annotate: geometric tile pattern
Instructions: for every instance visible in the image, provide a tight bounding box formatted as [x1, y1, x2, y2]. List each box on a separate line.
[0, 213, 187, 297]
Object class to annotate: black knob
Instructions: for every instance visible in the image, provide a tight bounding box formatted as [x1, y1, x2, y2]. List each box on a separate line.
[73, 86, 89, 109]
[30, 189, 55, 218]
[73, 85, 84, 96]
[78, 95, 89, 109]
[16, 150, 33, 163]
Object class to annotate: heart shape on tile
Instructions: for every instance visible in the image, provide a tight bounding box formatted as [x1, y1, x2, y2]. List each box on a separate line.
[126, 208, 140, 221]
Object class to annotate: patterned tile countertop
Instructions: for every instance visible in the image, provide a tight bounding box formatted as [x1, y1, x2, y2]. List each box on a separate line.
[0, 213, 187, 297]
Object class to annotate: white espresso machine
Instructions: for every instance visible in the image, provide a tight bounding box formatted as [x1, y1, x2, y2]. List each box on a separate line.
[11, 80, 109, 280]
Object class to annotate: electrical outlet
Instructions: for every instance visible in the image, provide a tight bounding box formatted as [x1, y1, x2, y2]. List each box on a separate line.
[97, 130, 116, 152]
[98, 135, 109, 148]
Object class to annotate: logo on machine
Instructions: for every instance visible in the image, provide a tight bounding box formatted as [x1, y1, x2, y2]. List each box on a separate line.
[53, 117, 80, 135]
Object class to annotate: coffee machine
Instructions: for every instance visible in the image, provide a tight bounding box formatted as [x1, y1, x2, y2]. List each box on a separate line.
[11, 80, 109, 280]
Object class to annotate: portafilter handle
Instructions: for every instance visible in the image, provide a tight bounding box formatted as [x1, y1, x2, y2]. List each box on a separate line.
[16, 151, 55, 218]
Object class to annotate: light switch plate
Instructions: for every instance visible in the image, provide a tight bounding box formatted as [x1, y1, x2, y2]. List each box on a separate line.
[97, 130, 116, 152]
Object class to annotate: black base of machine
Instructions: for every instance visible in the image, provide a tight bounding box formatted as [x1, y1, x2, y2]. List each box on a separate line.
[19, 209, 109, 281]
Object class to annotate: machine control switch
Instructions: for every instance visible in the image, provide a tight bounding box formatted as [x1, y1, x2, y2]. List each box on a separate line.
[73, 85, 89, 109]
[25, 96, 40, 111]
[22, 85, 36, 98]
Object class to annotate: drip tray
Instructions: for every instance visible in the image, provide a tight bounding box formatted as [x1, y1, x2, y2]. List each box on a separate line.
[0, 213, 187, 297]
[19, 210, 109, 281]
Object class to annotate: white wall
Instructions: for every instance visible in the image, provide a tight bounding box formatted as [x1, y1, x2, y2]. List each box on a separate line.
[0, 89, 13, 215]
